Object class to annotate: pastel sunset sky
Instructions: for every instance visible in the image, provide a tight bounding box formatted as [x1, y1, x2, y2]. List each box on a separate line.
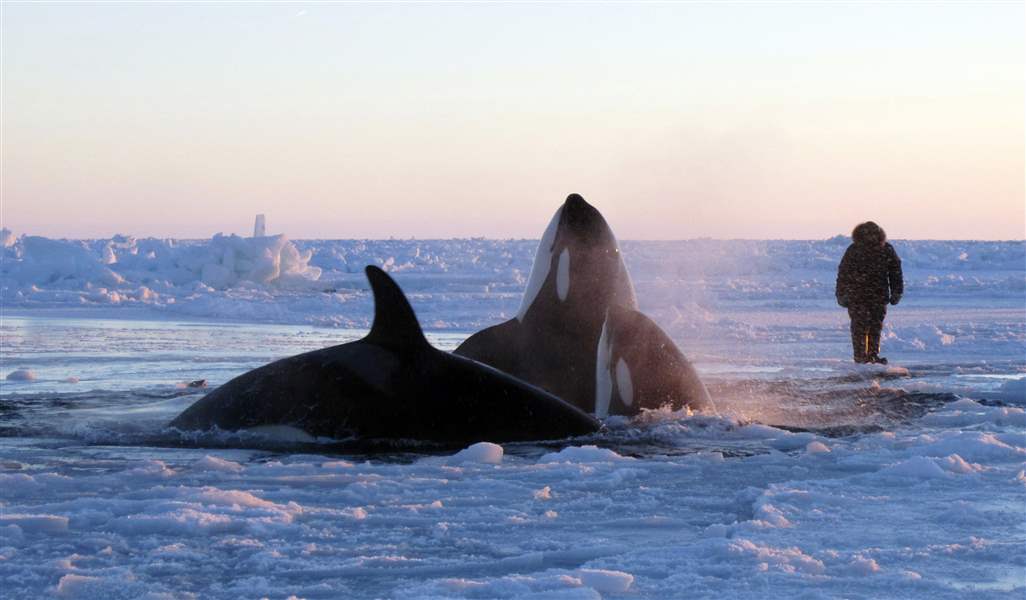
[2, 2, 1023, 240]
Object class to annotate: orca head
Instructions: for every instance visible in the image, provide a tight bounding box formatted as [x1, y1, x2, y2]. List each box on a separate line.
[559, 193, 611, 242]
[595, 305, 715, 416]
[517, 194, 638, 323]
[363, 266, 430, 352]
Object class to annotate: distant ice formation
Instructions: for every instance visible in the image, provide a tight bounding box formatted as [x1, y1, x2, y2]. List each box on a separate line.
[0, 229, 1022, 336]
[196, 233, 321, 288]
[0, 223, 322, 295]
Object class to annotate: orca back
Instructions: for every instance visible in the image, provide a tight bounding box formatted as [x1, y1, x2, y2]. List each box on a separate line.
[170, 266, 600, 444]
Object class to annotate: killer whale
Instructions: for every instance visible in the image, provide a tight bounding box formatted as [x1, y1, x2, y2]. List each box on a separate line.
[455, 194, 638, 412]
[170, 266, 600, 444]
[456, 193, 715, 416]
[595, 305, 715, 417]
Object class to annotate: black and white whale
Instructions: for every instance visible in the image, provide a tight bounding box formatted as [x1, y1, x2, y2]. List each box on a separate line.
[595, 305, 714, 417]
[456, 193, 714, 417]
[170, 266, 600, 444]
[455, 193, 638, 412]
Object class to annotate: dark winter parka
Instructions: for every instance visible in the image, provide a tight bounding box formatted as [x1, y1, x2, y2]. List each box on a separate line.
[835, 222, 904, 307]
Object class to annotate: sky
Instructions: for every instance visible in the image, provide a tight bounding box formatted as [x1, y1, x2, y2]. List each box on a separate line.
[2, 2, 1023, 240]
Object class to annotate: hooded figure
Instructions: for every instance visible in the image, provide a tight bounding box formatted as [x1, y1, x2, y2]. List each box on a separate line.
[835, 221, 904, 364]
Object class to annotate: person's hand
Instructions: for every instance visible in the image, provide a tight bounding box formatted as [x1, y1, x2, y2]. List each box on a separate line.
[890, 293, 902, 306]
[836, 295, 849, 308]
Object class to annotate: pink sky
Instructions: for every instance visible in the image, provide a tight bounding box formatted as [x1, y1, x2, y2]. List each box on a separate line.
[3, 3, 1023, 240]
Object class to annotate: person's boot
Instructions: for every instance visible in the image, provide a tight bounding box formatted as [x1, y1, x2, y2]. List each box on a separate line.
[869, 355, 888, 365]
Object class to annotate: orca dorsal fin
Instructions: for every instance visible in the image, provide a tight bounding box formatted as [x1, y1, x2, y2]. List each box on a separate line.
[363, 265, 429, 350]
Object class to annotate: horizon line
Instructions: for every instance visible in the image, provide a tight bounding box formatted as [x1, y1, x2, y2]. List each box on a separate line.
[4, 231, 1024, 244]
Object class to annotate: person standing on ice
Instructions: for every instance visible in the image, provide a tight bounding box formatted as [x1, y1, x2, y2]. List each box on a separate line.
[835, 221, 904, 364]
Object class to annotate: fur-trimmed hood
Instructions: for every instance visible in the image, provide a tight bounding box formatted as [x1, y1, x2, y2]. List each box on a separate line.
[852, 221, 886, 246]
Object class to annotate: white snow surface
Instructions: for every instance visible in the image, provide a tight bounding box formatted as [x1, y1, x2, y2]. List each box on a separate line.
[0, 231, 1024, 599]
[0, 392, 1022, 599]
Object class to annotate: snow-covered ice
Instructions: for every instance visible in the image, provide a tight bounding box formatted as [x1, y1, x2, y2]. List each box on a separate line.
[2, 230, 1022, 335]
[0, 233, 1023, 598]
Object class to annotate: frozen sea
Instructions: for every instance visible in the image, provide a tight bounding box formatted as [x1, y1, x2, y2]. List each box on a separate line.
[1, 235, 1024, 599]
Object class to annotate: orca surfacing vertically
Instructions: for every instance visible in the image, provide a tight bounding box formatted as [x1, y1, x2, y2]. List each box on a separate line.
[170, 266, 599, 445]
[455, 193, 714, 417]
[455, 194, 638, 412]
